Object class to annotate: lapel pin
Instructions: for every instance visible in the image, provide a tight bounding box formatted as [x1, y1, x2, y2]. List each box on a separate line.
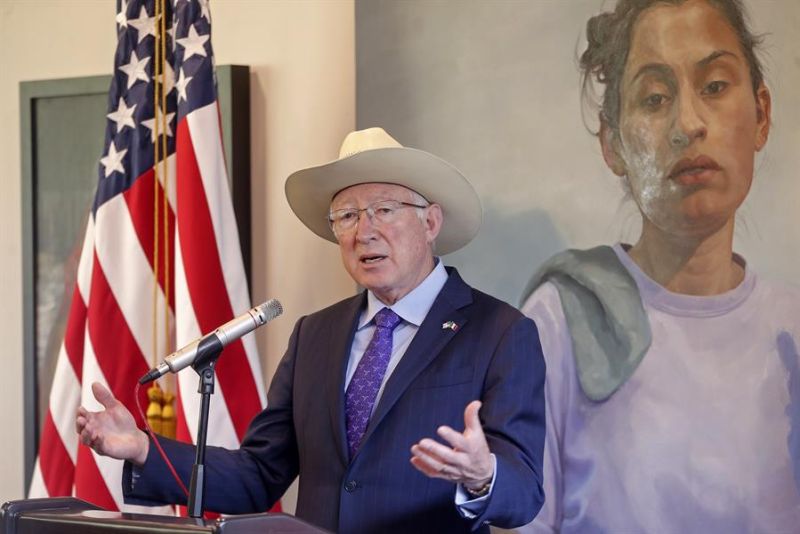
[442, 320, 459, 332]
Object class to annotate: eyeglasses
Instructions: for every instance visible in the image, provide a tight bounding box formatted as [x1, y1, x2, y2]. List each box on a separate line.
[327, 199, 428, 234]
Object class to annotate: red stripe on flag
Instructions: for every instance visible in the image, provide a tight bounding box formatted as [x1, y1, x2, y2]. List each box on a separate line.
[86, 253, 150, 426]
[74, 446, 118, 510]
[62, 284, 88, 378]
[174, 119, 260, 439]
[123, 168, 176, 311]
[38, 412, 74, 496]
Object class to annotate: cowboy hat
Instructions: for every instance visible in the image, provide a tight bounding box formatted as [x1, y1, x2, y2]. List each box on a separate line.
[284, 127, 482, 255]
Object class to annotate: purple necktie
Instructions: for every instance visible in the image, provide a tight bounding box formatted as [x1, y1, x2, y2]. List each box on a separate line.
[345, 307, 402, 458]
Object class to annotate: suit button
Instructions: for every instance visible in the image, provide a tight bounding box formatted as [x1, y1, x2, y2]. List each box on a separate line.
[344, 480, 357, 493]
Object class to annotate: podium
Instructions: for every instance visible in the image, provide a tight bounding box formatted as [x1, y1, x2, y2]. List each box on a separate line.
[1, 498, 330, 534]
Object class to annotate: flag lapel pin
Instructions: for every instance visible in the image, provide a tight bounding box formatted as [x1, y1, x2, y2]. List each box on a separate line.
[442, 320, 459, 332]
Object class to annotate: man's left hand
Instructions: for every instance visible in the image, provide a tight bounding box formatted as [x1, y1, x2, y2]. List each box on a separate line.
[410, 400, 493, 491]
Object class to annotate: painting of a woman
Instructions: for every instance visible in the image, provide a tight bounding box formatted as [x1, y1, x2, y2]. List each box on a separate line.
[520, 0, 800, 531]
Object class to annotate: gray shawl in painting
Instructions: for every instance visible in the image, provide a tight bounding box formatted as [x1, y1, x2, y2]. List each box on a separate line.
[520, 246, 652, 402]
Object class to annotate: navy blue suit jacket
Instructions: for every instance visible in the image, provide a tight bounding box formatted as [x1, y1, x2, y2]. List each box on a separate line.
[124, 268, 546, 533]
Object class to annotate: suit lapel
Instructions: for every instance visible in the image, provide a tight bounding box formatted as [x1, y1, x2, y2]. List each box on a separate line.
[325, 292, 366, 466]
[358, 269, 473, 452]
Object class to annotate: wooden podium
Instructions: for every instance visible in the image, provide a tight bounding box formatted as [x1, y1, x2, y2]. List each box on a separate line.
[1, 498, 330, 534]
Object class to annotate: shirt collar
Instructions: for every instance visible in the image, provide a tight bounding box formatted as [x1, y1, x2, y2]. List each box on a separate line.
[360, 258, 448, 329]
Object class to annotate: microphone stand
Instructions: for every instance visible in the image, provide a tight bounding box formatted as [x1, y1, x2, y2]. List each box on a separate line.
[186, 337, 224, 518]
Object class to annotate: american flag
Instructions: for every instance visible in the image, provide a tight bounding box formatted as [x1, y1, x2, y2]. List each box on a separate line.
[28, 0, 267, 512]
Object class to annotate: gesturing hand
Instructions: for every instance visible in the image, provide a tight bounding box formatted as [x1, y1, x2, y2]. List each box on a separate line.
[409, 400, 493, 491]
[75, 382, 150, 466]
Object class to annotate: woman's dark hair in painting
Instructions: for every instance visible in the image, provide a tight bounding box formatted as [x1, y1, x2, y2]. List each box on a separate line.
[580, 0, 765, 133]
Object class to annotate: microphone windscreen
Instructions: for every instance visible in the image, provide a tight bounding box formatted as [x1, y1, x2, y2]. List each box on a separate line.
[258, 299, 283, 321]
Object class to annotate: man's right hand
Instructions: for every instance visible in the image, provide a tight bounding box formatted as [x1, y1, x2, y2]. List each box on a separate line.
[75, 382, 150, 466]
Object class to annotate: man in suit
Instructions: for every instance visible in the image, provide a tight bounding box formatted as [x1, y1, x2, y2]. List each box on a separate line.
[76, 127, 546, 533]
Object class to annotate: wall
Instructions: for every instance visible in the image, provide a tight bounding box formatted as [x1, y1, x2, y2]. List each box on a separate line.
[356, 0, 800, 305]
[0, 0, 355, 508]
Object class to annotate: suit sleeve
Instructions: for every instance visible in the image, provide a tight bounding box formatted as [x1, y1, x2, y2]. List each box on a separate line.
[469, 314, 547, 529]
[122, 316, 305, 513]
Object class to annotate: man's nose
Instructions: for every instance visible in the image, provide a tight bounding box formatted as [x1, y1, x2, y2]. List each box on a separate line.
[354, 209, 377, 241]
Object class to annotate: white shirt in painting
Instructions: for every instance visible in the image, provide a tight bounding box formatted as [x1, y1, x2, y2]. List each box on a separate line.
[518, 244, 800, 534]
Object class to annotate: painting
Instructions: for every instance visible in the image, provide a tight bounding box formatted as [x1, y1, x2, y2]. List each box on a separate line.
[356, 0, 798, 301]
[355, 0, 799, 530]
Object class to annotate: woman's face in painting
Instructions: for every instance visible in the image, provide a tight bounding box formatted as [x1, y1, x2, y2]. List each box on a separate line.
[602, 0, 771, 238]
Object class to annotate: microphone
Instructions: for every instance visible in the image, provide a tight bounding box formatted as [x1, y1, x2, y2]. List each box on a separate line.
[139, 299, 283, 384]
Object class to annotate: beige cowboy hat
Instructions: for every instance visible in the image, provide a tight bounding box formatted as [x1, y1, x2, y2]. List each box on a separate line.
[285, 127, 482, 255]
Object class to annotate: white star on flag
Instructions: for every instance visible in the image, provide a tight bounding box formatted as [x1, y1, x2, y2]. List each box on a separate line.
[99, 141, 128, 178]
[159, 61, 176, 96]
[106, 97, 137, 132]
[199, 0, 212, 22]
[175, 67, 193, 102]
[128, 6, 157, 44]
[176, 24, 209, 60]
[116, 0, 130, 29]
[141, 109, 176, 143]
[118, 51, 151, 89]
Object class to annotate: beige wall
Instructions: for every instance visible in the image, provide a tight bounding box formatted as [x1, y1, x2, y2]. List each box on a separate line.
[0, 0, 355, 507]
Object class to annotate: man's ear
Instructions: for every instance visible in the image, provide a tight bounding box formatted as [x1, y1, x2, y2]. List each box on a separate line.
[600, 118, 626, 176]
[754, 82, 771, 152]
[424, 203, 443, 243]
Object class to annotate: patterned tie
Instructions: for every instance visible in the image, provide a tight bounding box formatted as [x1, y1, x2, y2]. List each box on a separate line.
[345, 307, 402, 458]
